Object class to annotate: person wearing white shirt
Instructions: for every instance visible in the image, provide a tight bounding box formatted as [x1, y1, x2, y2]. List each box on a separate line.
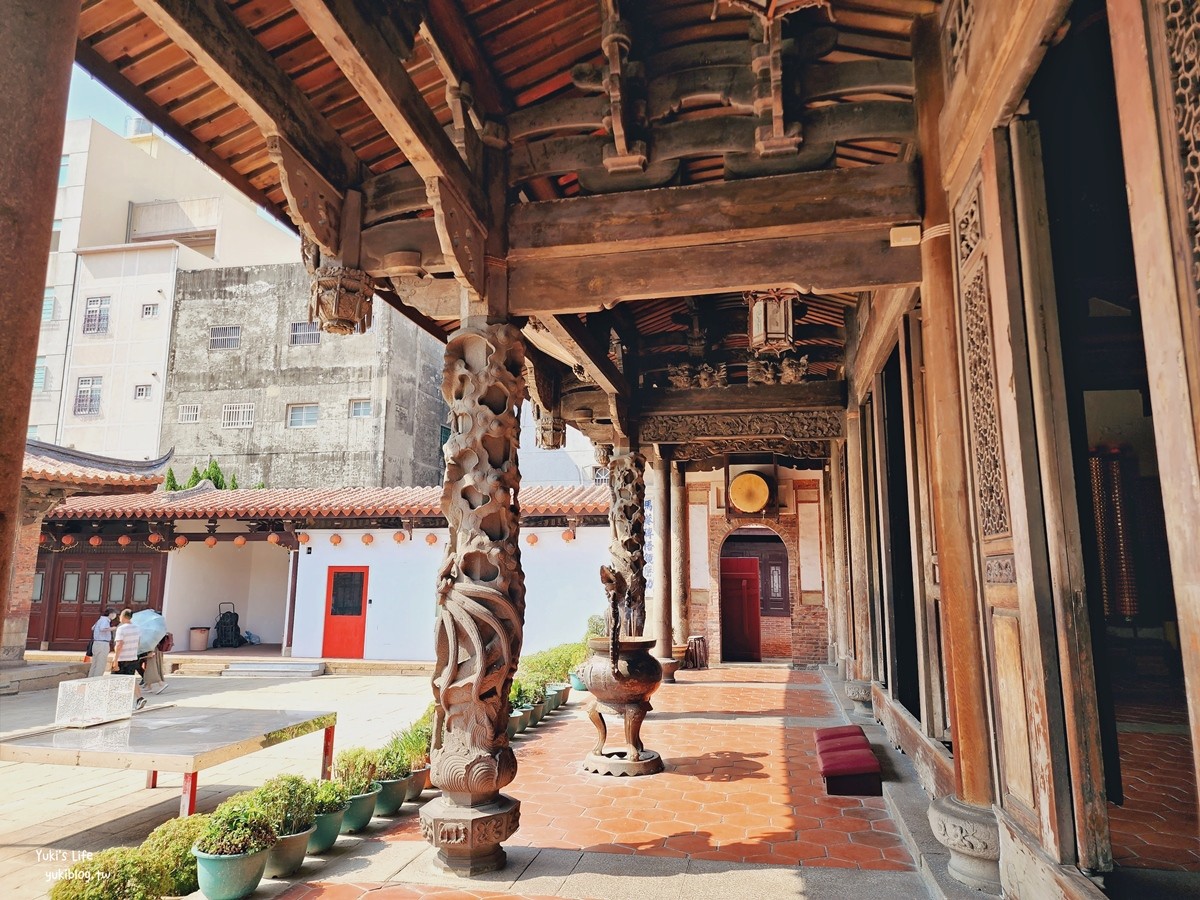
[111, 608, 145, 709]
[87, 609, 116, 678]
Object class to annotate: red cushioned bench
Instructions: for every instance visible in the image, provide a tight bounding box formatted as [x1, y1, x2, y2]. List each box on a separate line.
[814, 725, 882, 796]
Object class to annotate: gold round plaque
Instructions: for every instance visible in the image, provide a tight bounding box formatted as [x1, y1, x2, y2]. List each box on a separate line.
[729, 472, 771, 513]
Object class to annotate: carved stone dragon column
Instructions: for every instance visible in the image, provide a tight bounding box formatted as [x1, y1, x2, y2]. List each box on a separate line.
[419, 322, 526, 875]
[607, 452, 647, 641]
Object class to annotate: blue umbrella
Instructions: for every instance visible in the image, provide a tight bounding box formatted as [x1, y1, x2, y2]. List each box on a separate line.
[130, 609, 168, 655]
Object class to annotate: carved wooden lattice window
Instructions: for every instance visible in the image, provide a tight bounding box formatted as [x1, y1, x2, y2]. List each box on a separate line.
[954, 180, 1010, 538]
[1164, 0, 1200, 295]
[944, 0, 975, 78]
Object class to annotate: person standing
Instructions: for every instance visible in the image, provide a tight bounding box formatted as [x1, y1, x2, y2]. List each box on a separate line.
[87, 609, 116, 678]
[111, 608, 145, 709]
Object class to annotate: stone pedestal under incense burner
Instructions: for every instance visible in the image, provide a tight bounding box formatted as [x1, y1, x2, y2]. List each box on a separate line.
[579, 636, 664, 776]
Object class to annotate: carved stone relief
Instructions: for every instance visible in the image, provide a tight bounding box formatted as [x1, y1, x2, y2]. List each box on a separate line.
[955, 179, 1010, 539]
[427, 322, 525, 813]
[640, 409, 843, 443]
[1165, 0, 1200, 292]
[606, 453, 647, 640]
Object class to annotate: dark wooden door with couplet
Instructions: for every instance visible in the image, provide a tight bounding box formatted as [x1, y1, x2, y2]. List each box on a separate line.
[720, 557, 761, 661]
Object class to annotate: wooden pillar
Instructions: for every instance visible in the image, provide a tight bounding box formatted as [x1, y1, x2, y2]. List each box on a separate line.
[650, 456, 671, 658]
[829, 441, 852, 674]
[670, 461, 688, 646]
[913, 14, 1001, 892]
[844, 411, 873, 684]
[421, 321, 525, 875]
[0, 0, 79, 663]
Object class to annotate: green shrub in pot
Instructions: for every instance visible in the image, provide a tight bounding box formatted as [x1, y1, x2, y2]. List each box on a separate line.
[49, 847, 171, 900]
[140, 814, 210, 896]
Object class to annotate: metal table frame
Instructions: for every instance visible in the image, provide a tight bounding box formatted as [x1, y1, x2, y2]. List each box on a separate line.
[0, 707, 336, 816]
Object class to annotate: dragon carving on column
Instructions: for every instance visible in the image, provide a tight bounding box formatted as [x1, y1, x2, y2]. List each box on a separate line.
[605, 453, 646, 672]
[430, 322, 526, 807]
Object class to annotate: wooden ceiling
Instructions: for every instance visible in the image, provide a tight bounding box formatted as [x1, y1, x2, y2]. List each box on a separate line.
[76, 0, 934, 445]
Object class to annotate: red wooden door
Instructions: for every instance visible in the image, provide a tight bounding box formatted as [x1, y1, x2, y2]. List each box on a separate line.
[720, 557, 761, 662]
[322, 567, 368, 658]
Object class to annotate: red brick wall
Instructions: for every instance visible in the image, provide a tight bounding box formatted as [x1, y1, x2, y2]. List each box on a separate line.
[761, 615, 791, 658]
[2, 519, 41, 662]
[791, 603, 828, 665]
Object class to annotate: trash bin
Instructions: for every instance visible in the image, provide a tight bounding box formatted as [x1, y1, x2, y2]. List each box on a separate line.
[189, 627, 210, 652]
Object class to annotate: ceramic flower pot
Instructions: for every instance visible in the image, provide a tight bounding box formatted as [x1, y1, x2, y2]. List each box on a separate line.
[569, 672, 587, 692]
[507, 711, 522, 739]
[339, 783, 380, 833]
[551, 683, 571, 706]
[517, 706, 532, 733]
[307, 807, 346, 854]
[405, 767, 429, 801]
[529, 700, 546, 725]
[192, 845, 268, 900]
[375, 775, 413, 815]
[264, 825, 315, 878]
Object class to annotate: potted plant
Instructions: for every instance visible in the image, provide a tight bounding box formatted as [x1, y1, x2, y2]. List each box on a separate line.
[191, 793, 277, 900]
[254, 774, 317, 878]
[374, 737, 413, 815]
[527, 679, 548, 726]
[333, 747, 381, 833]
[306, 779, 349, 854]
[140, 813, 211, 897]
[50, 847, 171, 900]
[394, 722, 432, 800]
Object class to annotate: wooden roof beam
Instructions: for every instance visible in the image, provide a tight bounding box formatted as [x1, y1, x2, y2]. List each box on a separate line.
[509, 162, 919, 259]
[291, 0, 485, 225]
[509, 230, 921, 315]
[537, 314, 631, 400]
[419, 0, 512, 120]
[128, 0, 360, 191]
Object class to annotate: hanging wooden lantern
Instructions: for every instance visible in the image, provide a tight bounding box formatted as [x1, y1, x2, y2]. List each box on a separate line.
[744, 288, 799, 355]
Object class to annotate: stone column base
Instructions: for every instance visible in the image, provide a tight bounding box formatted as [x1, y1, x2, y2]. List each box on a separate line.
[844, 680, 873, 716]
[419, 794, 520, 876]
[658, 658, 681, 683]
[928, 793, 1001, 893]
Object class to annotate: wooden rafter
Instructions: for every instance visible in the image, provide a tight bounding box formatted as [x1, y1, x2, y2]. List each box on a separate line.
[291, 0, 486, 225]
[128, 0, 360, 191]
[537, 314, 631, 400]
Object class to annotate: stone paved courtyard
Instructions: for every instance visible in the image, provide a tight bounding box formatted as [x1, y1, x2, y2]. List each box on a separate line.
[0, 666, 931, 899]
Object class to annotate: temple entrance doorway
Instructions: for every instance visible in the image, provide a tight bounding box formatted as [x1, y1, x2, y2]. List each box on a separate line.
[720, 529, 790, 662]
[1026, 0, 1196, 872]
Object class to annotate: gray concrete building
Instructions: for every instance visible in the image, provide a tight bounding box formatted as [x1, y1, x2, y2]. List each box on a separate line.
[160, 263, 445, 488]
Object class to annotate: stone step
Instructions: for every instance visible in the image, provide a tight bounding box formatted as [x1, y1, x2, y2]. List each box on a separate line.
[220, 662, 326, 678]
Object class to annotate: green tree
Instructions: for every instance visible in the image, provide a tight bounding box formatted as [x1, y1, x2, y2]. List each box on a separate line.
[229, 472, 239, 490]
[254, 481, 266, 489]
[184, 466, 202, 488]
[202, 458, 226, 489]
[163, 467, 181, 492]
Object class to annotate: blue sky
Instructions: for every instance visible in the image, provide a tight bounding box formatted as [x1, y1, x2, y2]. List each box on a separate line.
[67, 65, 135, 133]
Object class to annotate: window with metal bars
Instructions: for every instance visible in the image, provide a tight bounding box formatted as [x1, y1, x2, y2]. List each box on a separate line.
[221, 403, 254, 428]
[178, 404, 200, 424]
[209, 325, 241, 350]
[289, 322, 320, 345]
[82, 297, 110, 334]
[74, 376, 102, 416]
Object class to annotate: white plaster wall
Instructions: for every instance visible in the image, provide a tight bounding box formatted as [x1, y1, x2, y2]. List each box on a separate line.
[161, 539, 288, 648]
[292, 525, 608, 660]
[796, 501, 824, 592]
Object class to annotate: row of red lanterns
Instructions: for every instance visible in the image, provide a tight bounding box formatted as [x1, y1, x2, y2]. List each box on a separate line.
[44, 527, 579, 550]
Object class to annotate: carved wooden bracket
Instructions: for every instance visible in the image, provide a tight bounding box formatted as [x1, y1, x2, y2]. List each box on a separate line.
[267, 135, 345, 258]
[427, 175, 487, 304]
[751, 18, 802, 157]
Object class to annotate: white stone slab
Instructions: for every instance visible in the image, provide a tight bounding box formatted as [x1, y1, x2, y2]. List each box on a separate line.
[54, 675, 136, 728]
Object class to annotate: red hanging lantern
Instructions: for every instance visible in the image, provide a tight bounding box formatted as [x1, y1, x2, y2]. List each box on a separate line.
[330, 534, 342, 546]
[267, 532, 281, 545]
[562, 530, 575, 543]
[297, 532, 310, 544]
[361, 533, 374, 545]
[233, 535, 247, 548]
[425, 533, 437, 546]
[393, 531, 406, 543]
[174, 536, 188, 548]
[88, 535, 103, 547]
[147, 533, 162, 545]
[117, 534, 132, 547]
[204, 535, 218, 548]
[61, 535, 76, 547]
[526, 533, 539, 546]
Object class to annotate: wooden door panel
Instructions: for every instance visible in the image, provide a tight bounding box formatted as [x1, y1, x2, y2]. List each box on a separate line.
[322, 567, 368, 658]
[720, 557, 761, 662]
